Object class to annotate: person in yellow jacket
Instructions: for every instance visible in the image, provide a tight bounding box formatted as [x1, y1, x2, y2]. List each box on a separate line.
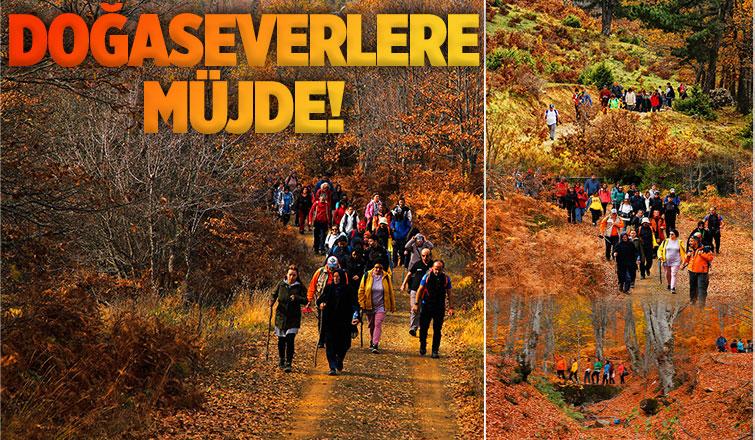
[358, 263, 395, 353]
[568, 358, 579, 383]
[657, 229, 686, 293]
[588, 194, 603, 226]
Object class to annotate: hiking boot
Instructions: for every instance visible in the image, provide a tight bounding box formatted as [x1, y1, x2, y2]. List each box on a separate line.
[630, 282, 635, 288]
[284, 363, 292, 373]
[337, 359, 344, 371]
[419, 348, 426, 356]
[371, 344, 379, 354]
[328, 369, 337, 376]
[409, 329, 417, 337]
[369, 342, 375, 350]
[667, 284, 671, 290]
[278, 359, 285, 369]
[641, 275, 646, 280]
[431, 352, 439, 359]
[671, 288, 676, 294]
[317, 342, 325, 349]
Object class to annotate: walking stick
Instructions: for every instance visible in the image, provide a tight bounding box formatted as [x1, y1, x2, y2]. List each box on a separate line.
[265, 302, 273, 361]
[658, 259, 662, 284]
[314, 308, 322, 367]
[360, 312, 364, 348]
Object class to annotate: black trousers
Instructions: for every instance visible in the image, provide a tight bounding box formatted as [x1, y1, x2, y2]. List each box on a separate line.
[640, 247, 653, 277]
[689, 271, 709, 306]
[313, 221, 328, 252]
[280, 212, 291, 225]
[277, 334, 296, 364]
[324, 331, 351, 370]
[583, 371, 591, 384]
[393, 238, 407, 267]
[419, 307, 445, 353]
[568, 370, 578, 382]
[590, 208, 602, 224]
[711, 230, 721, 253]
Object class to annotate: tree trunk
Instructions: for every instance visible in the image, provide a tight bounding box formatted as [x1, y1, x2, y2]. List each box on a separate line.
[601, 0, 614, 36]
[591, 297, 608, 361]
[490, 295, 500, 342]
[506, 294, 522, 354]
[642, 299, 686, 395]
[623, 297, 642, 372]
[524, 297, 544, 370]
[543, 296, 555, 373]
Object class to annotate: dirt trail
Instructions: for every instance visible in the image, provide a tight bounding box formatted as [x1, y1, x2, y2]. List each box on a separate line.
[282, 231, 458, 440]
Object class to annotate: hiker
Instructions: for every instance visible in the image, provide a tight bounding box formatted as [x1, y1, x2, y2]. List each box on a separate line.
[663, 194, 680, 233]
[599, 209, 624, 261]
[365, 236, 391, 271]
[374, 217, 391, 252]
[317, 270, 360, 375]
[637, 218, 655, 279]
[625, 88, 637, 111]
[588, 192, 603, 226]
[737, 340, 745, 353]
[598, 183, 611, 214]
[630, 190, 646, 215]
[687, 221, 711, 250]
[747, 340, 753, 353]
[564, 187, 578, 223]
[685, 236, 714, 307]
[609, 361, 616, 384]
[592, 359, 603, 384]
[618, 196, 634, 229]
[649, 210, 666, 251]
[584, 174, 600, 197]
[649, 191, 664, 215]
[405, 233, 434, 270]
[703, 207, 724, 254]
[276, 185, 294, 225]
[628, 229, 642, 284]
[572, 87, 581, 119]
[358, 263, 396, 354]
[270, 265, 307, 372]
[600, 86, 611, 112]
[308, 257, 344, 348]
[339, 205, 360, 236]
[315, 182, 334, 218]
[678, 82, 688, 99]
[657, 229, 686, 294]
[650, 91, 661, 111]
[296, 187, 314, 234]
[401, 248, 432, 337]
[584, 363, 592, 384]
[608, 94, 621, 110]
[665, 82, 676, 107]
[309, 193, 332, 254]
[730, 339, 738, 353]
[716, 335, 728, 352]
[545, 104, 559, 140]
[364, 194, 382, 230]
[602, 360, 611, 385]
[618, 362, 628, 384]
[555, 177, 569, 208]
[391, 207, 412, 267]
[327, 235, 351, 267]
[568, 358, 579, 383]
[555, 355, 567, 380]
[324, 225, 341, 252]
[575, 184, 588, 224]
[614, 233, 638, 292]
[628, 209, 645, 232]
[610, 81, 624, 100]
[332, 199, 347, 228]
[414, 260, 453, 358]
[611, 184, 625, 211]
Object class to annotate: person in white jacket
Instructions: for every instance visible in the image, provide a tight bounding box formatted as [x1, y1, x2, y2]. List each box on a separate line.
[339, 206, 360, 235]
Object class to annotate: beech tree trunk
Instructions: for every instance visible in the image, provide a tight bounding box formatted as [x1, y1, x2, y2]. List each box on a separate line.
[601, 0, 614, 36]
[591, 297, 608, 361]
[524, 297, 544, 370]
[543, 297, 555, 373]
[506, 294, 522, 354]
[623, 297, 642, 372]
[642, 299, 686, 395]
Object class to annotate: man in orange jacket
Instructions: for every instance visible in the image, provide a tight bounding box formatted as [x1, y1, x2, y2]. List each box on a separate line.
[685, 236, 714, 307]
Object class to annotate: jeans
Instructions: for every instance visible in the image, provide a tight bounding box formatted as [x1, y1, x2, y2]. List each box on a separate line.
[419, 306, 445, 353]
[689, 271, 709, 306]
[367, 310, 386, 346]
[575, 207, 585, 223]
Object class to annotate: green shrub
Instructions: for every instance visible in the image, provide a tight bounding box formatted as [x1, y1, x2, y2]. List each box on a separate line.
[562, 14, 582, 28]
[578, 62, 614, 88]
[639, 162, 683, 193]
[740, 114, 752, 150]
[673, 86, 716, 120]
[486, 48, 535, 71]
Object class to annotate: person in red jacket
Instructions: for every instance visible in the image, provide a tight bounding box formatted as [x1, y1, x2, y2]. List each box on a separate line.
[309, 193, 332, 254]
[555, 177, 569, 208]
[315, 182, 333, 220]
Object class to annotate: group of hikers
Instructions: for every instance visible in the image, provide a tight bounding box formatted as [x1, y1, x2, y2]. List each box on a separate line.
[545, 81, 690, 140]
[268, 173, 453, 376]
[715, 336, 754, 353]
[554, 355, 630, 385]
[554, 174, 723, 304]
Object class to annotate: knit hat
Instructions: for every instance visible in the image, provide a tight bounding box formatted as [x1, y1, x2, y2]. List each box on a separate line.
[641, 217, 649, 224]
[326, 256, 338, 268]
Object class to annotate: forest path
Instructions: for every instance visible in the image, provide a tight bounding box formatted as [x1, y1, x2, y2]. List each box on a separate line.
[283, 229, 458, 440]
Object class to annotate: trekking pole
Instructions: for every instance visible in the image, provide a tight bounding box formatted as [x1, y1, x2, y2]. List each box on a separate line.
[658, 259, 662, 284]
[265, 302, 273, 361]
[359, 312, 364, 348]
[314, 308, 322, 367]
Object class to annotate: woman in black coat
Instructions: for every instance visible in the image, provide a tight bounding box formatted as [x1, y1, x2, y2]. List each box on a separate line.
[270, 265, 308, 372]
[564, 187, 578, 224]
[613, 233, 638, 293]
[317, 271, 360, 375]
